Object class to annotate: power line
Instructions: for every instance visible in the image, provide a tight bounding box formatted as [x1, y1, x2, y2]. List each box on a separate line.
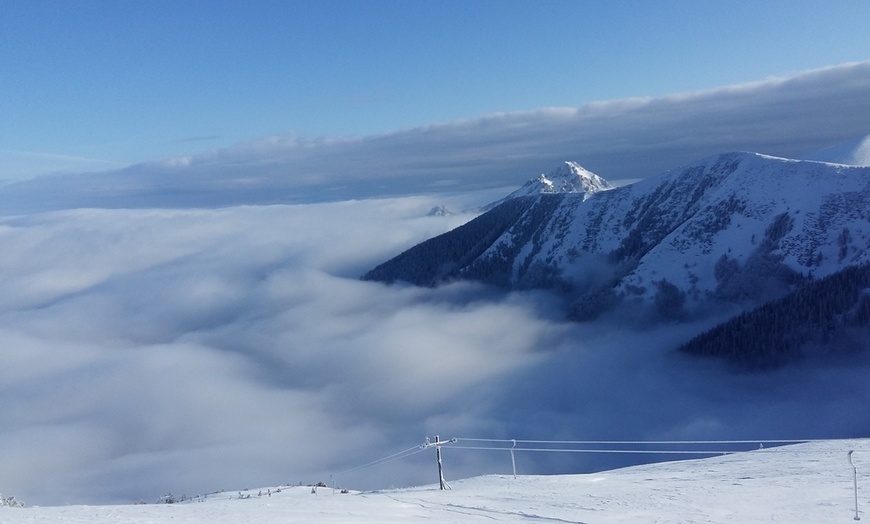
[447, 445, 738, 455]
[454, 437, 832, 445]
[329, 436, 864, 492]
[333, 444, 427, 478]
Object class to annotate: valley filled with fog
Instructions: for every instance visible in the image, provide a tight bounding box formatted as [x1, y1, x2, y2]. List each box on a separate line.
[5, 3, 870, 517]
[3, 191, 868, 506]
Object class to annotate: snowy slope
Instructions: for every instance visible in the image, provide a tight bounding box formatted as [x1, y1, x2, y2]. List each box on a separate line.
[365, 152, 870, 318]
[803, 135, 870, 166]
[6, 439, 869, 523]
[607, 152, 870, 304]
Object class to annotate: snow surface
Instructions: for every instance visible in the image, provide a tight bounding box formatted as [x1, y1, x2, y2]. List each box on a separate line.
[803, 135, 870, 166]
[4, 439, 869, 523]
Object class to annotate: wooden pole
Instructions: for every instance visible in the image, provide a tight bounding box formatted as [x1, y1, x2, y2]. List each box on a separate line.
[436, 435, 448, 490]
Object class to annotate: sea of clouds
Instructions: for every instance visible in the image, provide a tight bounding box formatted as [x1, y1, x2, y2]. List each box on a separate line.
[3, 61, 870, 506]
[2, 192, 869, 506]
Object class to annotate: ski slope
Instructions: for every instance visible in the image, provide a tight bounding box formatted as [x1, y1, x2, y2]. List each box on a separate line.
[4, 439, 868, 523]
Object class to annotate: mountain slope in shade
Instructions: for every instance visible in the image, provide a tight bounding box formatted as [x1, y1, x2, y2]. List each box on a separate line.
[802, 134, 870, 166]
[364, 152, 870, 320]
[482, 161, 613, 211]
[679, 262, 870, 367]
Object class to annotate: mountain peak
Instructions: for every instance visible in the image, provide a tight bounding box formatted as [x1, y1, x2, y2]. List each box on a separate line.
[481, 161, 613, 211]
[544, 161, 614, 196]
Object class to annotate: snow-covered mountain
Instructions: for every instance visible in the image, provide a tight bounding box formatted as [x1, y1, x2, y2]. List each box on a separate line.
[482, 161, 613, 211]
[802, 134, 870, 166]
[7, 439, 869, 523]
[364, 152, 870, 321]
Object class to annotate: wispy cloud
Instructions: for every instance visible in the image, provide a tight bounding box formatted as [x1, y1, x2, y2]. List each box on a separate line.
[173, 135, 224, 143]
[0, 149, 129, 186]
[0, 149, 127, 166]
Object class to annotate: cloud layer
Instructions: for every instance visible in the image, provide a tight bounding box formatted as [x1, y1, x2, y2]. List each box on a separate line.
[3, 62, 870, 505]
[1, 196, 869, 505]
[3, 61, 870, 214]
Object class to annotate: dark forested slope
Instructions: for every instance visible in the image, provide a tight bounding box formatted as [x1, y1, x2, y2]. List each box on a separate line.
[678, 263, 870, 368]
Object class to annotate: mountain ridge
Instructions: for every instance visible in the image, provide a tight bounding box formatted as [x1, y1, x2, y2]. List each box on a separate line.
[801, 134, 870, 166]
[364, 151, 870, 321]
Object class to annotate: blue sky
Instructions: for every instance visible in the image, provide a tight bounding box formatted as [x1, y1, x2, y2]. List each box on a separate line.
[2, 0, 870, 182]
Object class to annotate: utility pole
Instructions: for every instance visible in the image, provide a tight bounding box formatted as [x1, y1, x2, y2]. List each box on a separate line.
[423, 435, 456, 490]
[510, 439, 517, 479]
[436, 435, 448, 490]
[850, 450, 861, 521]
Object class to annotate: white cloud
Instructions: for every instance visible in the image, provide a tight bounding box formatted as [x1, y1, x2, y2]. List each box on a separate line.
[3, 62, 870, 213]
[0, 198, 548, 503]
[1, 197, 869, 505]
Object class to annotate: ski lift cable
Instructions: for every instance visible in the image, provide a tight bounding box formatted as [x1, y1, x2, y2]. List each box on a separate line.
[332, 437, 866, 486]
[454, 437, 837, 446]
[334, 445, 428, 477]
[446, 445, 739, 455]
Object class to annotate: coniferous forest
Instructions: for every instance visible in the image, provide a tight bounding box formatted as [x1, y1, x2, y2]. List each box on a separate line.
[678, 263, 870, 368]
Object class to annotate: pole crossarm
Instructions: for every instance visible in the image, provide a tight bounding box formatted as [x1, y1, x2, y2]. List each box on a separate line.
[422, 436, 458, 449]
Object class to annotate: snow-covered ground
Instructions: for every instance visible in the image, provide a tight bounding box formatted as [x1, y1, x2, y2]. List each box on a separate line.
[5, 439, 868, 523]
[803, 134, 870, 166]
